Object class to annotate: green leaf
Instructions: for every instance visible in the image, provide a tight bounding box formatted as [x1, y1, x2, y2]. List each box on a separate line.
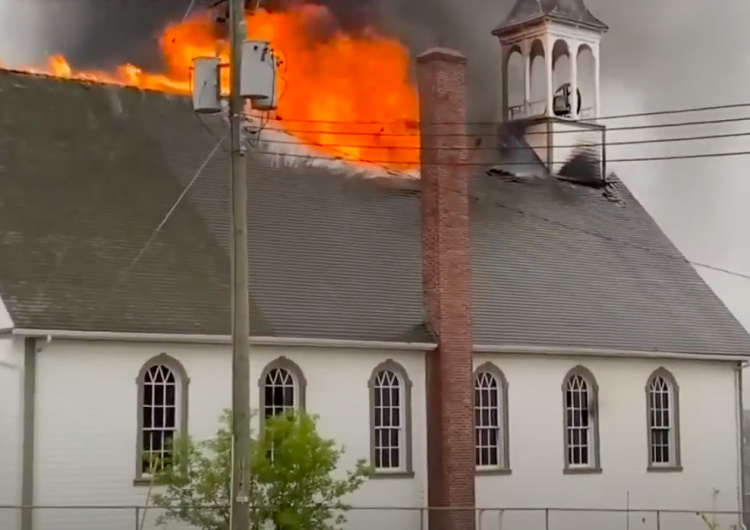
[146, 409, 370, 530]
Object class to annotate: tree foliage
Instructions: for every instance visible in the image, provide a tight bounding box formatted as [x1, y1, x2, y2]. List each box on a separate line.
[148, 410, 371, 530]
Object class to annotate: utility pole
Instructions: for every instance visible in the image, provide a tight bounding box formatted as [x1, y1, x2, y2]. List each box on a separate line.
[228, 0, 251, 527]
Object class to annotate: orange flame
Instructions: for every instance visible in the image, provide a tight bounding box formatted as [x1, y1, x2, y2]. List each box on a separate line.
[6, 6, 420, 170]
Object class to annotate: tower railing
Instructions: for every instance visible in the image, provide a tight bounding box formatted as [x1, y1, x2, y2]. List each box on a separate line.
[508, 100, 546, 120]
[507, 102, 597, 122]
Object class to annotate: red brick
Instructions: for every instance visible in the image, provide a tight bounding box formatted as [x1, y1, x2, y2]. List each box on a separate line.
[417, 47, 475, 530]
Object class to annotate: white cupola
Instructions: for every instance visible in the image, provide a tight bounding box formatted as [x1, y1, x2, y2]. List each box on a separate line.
[493, 0, 608, 122]
[491, 0, 608, 183]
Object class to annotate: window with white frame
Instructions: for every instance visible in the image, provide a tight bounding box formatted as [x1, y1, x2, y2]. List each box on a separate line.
[259, 357, 307, 458]
[474, 364, 509, 470]
[135, 354, 189, 479]
[646, 368, 680, 468]
[263, 367, 297, 418]
[563, 367, 599, 469]
[369, 361, 412, 474]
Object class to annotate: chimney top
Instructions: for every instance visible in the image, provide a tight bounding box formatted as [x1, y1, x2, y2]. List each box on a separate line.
[416, 47, 467, 64]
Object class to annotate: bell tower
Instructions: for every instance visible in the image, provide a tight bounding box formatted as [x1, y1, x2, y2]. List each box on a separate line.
[493, 0, 607, 121]
[492, 0, 608, 182]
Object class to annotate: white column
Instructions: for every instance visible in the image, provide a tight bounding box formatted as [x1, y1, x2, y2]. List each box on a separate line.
[569, 42, 578, 120]
[593, 46, 601, 118]
[545, 35, 554, 117]
[523, 46, 531, 115]
[501, 47, 509, 120]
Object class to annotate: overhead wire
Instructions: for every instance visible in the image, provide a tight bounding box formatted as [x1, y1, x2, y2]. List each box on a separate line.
[181, 0, 199, 22]
[279, 145, 750, 281]
[265, 100, 750, 126]
[491, 199, 750, 281]
[20, 10, 750, 285]
[118, 136, 225, 279]
[260, 114, 750, 138]
[242, 95, 750, 278]
[178, 71, 750, 279]
[251, 128, 750, 152]
[183, 123, 750, 282]
[251, 104, 750, 164]
[103, 105, 750, 282]
[240, 147, 750, 166]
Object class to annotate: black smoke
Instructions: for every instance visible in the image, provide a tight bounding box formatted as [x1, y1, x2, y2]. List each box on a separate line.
[55, 0, 507, 121]
[53, 2, 182, 71]
[41, 0, 750, 124]
[280, 0, 507, 120]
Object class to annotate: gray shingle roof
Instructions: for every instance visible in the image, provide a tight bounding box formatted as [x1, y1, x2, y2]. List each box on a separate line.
[495, 0, 608, 34]
[0, 70, 748, 356]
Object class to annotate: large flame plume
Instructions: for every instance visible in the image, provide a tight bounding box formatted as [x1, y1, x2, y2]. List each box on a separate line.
[3, 5, 420, 170]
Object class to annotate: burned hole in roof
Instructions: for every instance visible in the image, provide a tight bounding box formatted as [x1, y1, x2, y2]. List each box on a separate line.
[557, 148, 605, 189]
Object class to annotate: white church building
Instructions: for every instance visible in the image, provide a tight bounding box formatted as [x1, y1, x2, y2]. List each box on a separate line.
[0, 1, 748, 530]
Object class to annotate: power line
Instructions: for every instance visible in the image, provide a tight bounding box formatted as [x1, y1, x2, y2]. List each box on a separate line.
[272, 143, 750, 282]
[253, 128, 750, 152]
[181, 0, 199, 21]
[118, 136, 224, 283]
[492, 200, 750, 281]
[247, 147, 750, 166]
[260, 114, 750, 138]
[266, 101, 750, 126]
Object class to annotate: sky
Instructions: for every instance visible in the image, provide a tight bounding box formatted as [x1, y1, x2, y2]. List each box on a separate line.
[1, 0, 750, 330]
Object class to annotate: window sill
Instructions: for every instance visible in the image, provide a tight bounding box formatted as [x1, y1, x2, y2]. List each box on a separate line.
[563, 467, 602, 475]
[369, 470, 415, 480]
[647, 465, 683, 473]
[476, 468, 512, 476]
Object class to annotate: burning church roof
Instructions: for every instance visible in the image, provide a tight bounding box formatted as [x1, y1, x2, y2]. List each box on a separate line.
[0, 67, 749, 355]
[2, 6, 421, 173]
[0, 0, 748, 355]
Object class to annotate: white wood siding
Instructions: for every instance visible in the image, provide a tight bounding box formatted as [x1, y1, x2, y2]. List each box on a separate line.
[27, 339, 742, 530]
[0, 336, 23, 530]
[33, 340, 427, 530]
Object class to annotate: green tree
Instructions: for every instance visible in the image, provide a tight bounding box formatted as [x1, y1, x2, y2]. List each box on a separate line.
[149, 410, 371, 530]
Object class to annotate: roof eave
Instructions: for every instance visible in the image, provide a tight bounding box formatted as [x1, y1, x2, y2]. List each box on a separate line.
[474, 343, 750, 362]
[10, 328, 437, 351]
[493, 13, 608, 37]
[13, 328, 748, 361]
[492, 15, 545, 37]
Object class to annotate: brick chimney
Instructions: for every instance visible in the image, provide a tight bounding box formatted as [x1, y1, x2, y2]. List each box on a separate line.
[416, 48, 475, 530]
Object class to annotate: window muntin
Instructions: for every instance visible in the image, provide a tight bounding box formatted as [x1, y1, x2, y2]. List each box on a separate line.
[475, 370, 503, 468]
[646, 369, 680, 469]
[562, 367, 599, 470]
[369, 360, 412, 476]
[141, 364, 177, 473]
[135, 354, 189, 481]
[372, 369, 404, 471]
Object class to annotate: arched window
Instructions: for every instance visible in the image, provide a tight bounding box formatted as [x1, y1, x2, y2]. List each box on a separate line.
[369, 360, 413, 476]
[135, 354, 189, 481]
[258, 357, 306, 426]
[562, 366, 600, 472]
[646, 368, 681, 469]
[474, 363, 510, 472]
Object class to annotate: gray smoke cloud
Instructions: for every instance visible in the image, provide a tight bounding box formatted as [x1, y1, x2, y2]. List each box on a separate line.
[0, 0, 88, 65]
